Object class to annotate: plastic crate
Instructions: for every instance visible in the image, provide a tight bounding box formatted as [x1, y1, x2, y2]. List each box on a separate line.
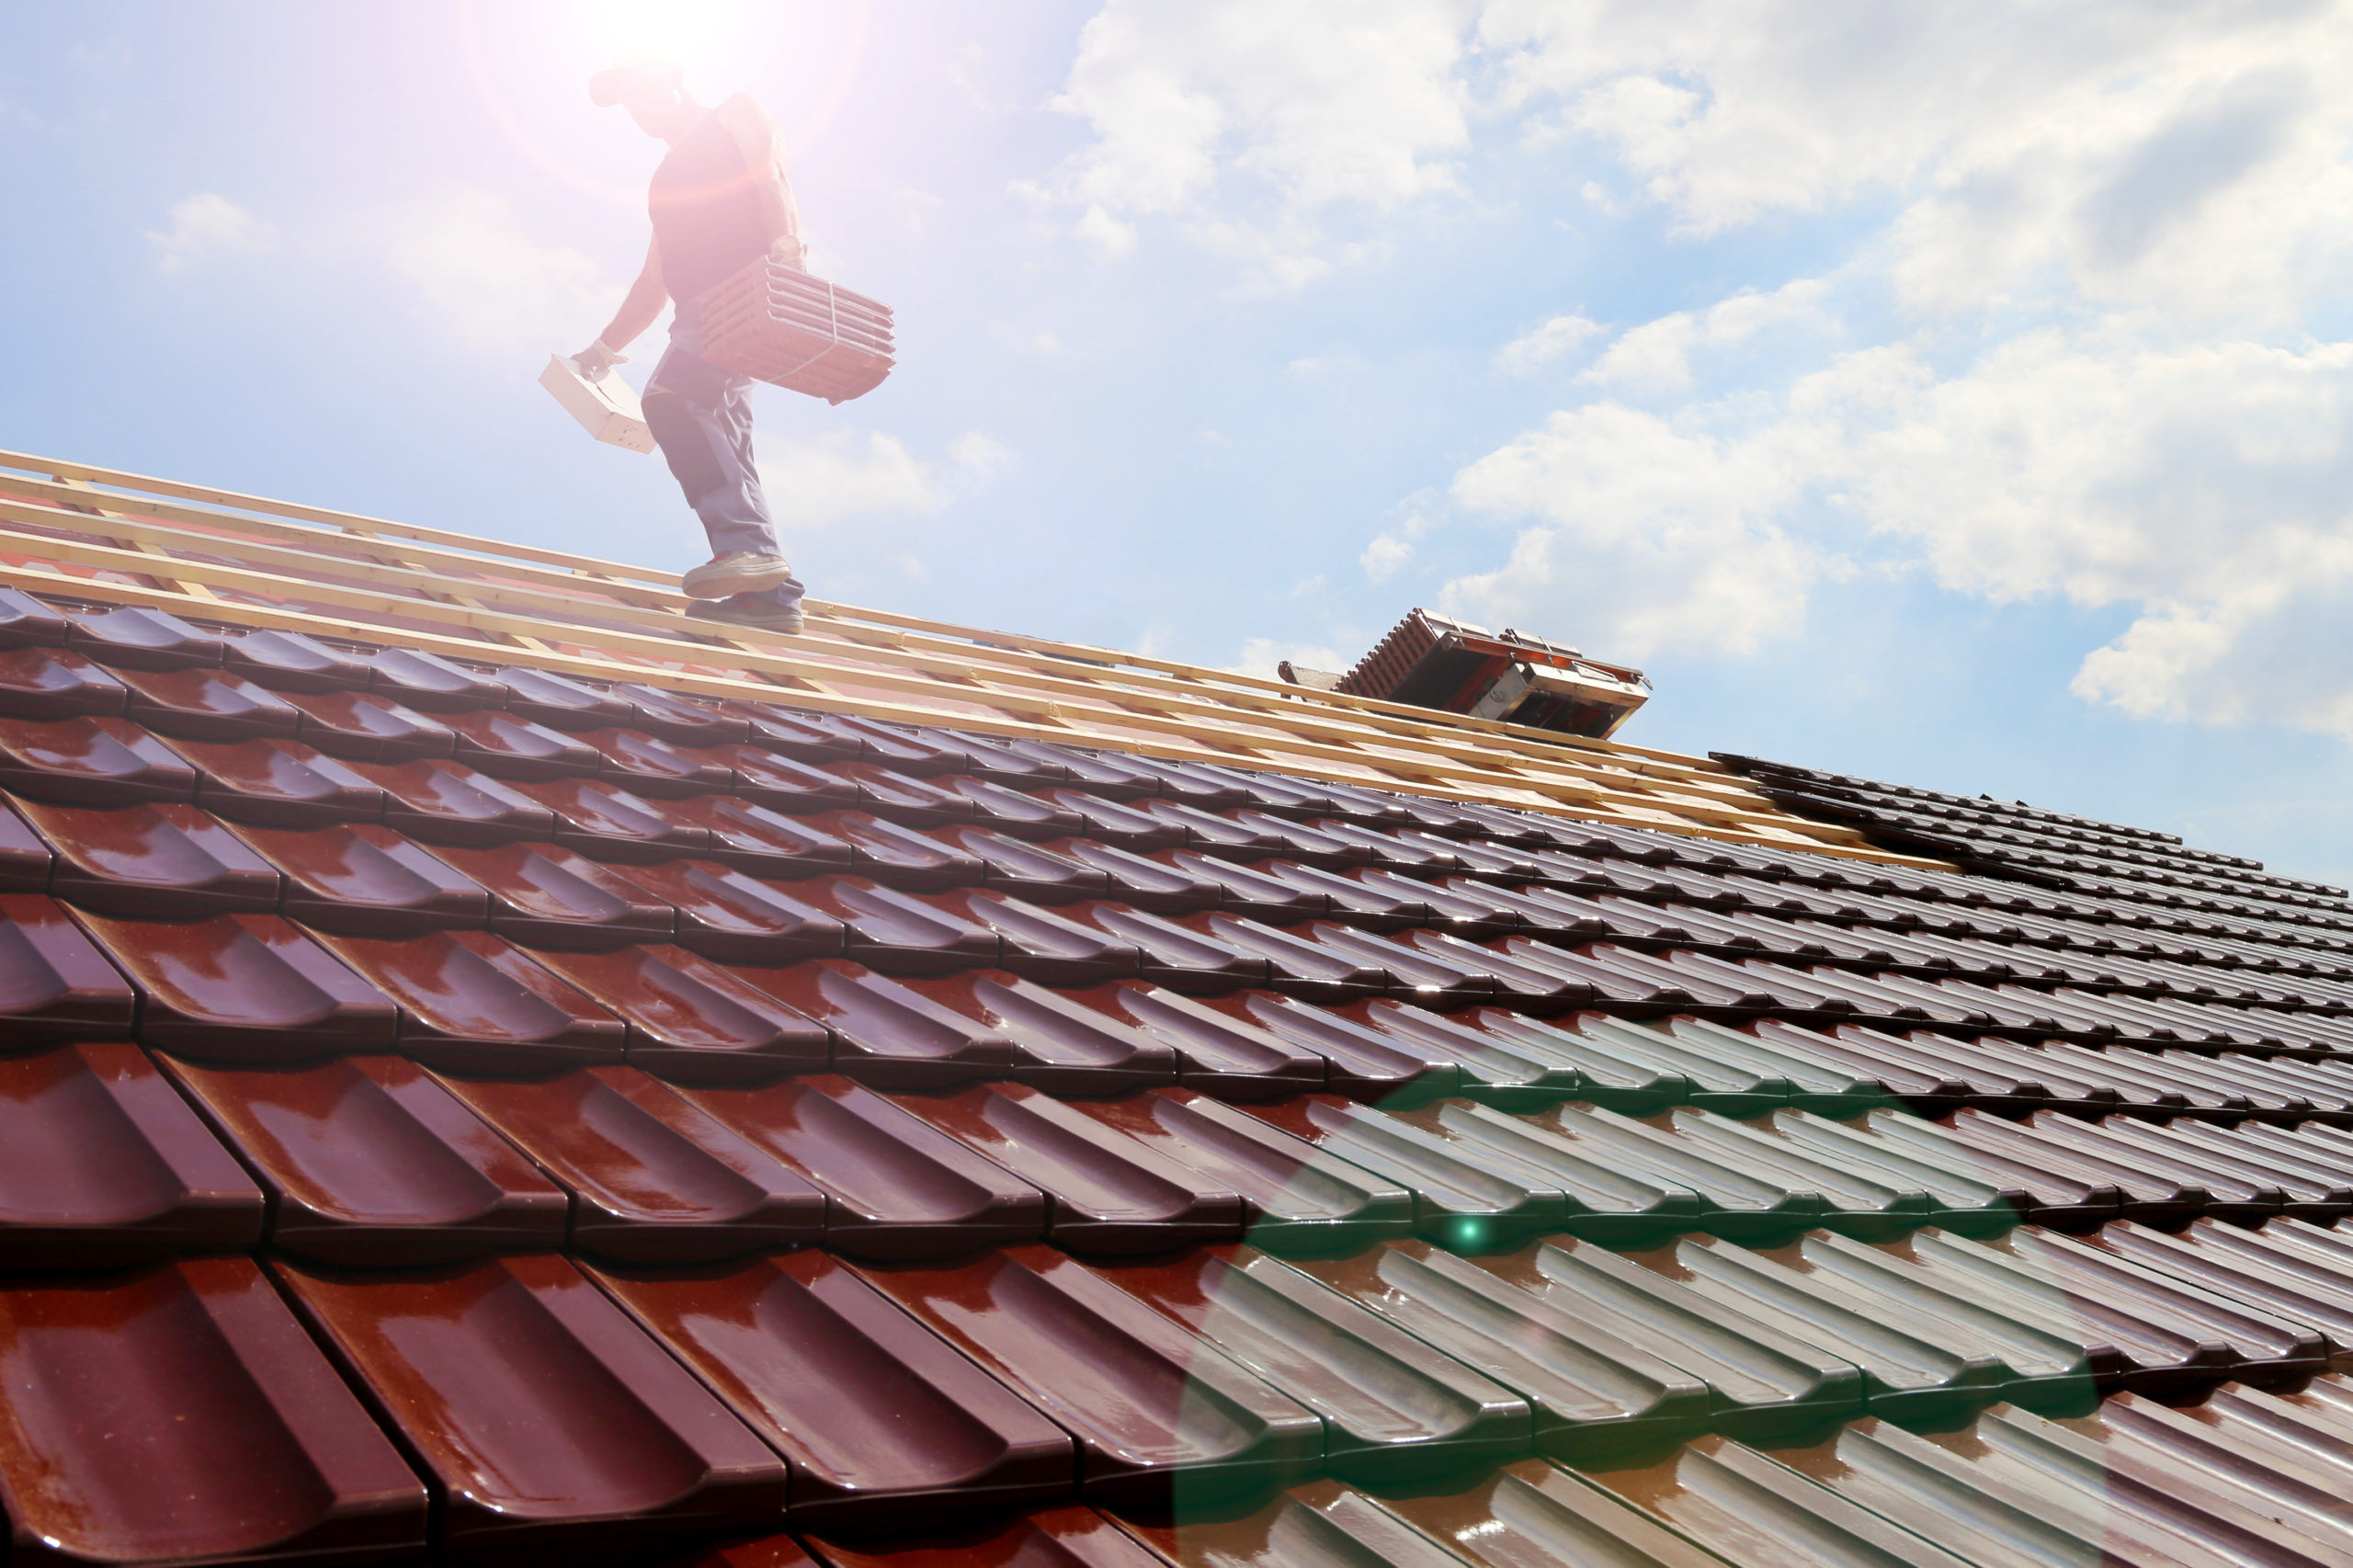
[695, 253, 894, 404]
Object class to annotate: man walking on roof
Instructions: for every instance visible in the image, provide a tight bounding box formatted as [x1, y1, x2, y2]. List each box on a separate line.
[574, 60, 808, 635]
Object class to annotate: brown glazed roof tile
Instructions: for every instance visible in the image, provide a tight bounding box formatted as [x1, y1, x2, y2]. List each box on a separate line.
[0, 713, 197, 805]
[233, 817, 494, 937]
[590, 1250, 1075, 1524]
[0, 1040, 261, 1267]
[423, 839, 679, 948]
[0, 587, 72, 649]
[733, 960, 1018, 1087]
[670, 1073, 1048, 1260]
[601, 858, 849, 963]
[887, 1082, 1245, 1255]
[854, 1243, 1324, 1507]
[219, 626, 370, 692]
[159, 1051, 566, 1265]
[0, 646, 129, 722]
[0, 1256, 428, 1565]
[0, 799, 51, 888]
[61, 604, 230, 670]
[74, 906, 398, 1060]
[109, 662, 304, 743]
[1069, 1089, 1415, 1252]
[906, 970, 1178, 1093]
[439, 1066, 828, 1262]
[0, 892, 139, 1039]
[353, 754, 560, 845]
[274, 1251, 789, 1559]
[1059, 981, 1324, 1098]
[14, 472, 2353, 1561]
[519, 942, 832, 1082]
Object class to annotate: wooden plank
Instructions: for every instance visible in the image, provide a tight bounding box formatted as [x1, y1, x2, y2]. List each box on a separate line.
[3, 551, 1941, 867]
[0, 449, 1727, 775]
[0, 539, 1915, 861]
[0, 449, 1927, 859]
[0, 494, 1767, 814]
[787, 596, 1722, 773]
[49, 477, 222, 604]
[338, 526, 552, 654]
[0, 449, 675, 583]
[0, 472, 682, 612]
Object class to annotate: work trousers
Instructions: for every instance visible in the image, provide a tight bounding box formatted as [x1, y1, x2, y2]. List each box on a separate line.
[642, 298, 782, 560]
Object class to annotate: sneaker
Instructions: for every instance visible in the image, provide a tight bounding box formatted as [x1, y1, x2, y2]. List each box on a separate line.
[690, 586, 806, 635]
[681, 551, 795, 599]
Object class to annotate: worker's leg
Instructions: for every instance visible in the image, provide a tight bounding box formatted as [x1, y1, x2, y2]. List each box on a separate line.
[642, 308, 795, 598]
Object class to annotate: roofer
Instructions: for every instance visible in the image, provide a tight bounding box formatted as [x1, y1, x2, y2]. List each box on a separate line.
[574, 60, 808, 634]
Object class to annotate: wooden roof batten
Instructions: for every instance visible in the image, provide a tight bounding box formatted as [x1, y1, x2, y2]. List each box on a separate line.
[0, 448, 1940, 868]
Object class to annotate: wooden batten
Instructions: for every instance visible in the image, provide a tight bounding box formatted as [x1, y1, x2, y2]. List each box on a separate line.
[0, 449, 1945, 869]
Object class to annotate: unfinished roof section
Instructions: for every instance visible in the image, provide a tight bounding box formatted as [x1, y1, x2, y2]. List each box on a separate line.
[0, 449, 1911, 866]
[1331, 608, 1651, 742]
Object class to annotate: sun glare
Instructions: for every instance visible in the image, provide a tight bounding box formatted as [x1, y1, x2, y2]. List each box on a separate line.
[453, 0, 870, 211]
[586, 0, 739, 79]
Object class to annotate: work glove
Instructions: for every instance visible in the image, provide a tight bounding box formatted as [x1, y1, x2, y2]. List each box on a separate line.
[573, 338, 626, 377]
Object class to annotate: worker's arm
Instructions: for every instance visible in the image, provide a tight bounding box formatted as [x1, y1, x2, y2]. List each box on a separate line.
[574, 237, 666, 374]
[717, 93, 806, 265]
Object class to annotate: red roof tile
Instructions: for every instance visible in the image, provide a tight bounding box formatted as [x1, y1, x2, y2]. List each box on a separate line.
[7, 462, 2353, 1561]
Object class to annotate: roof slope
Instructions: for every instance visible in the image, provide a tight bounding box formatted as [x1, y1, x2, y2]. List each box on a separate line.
[0, 460, 2347, 1566]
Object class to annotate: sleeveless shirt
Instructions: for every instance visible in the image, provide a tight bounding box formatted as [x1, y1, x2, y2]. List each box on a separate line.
[649, 108, 792, 305]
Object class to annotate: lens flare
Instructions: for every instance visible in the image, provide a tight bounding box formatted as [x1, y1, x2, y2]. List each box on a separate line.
[453, 0, 870, 210]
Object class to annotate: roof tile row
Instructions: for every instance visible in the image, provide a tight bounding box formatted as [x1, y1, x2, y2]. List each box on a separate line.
[14, 588, 2353, 1563]
[31, 1206, 2353, 1563]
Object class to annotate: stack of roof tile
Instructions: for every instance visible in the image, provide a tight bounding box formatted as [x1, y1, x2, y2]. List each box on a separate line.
[12, 589, 2353, 1565]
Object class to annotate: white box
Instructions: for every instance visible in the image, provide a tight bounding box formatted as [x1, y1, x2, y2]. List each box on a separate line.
[540, 353, 656, 453]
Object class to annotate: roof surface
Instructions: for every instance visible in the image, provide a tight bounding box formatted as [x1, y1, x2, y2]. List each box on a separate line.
[0, 455, 2350, 1567]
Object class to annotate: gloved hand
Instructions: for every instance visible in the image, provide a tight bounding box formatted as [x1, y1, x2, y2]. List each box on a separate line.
[573, 338, 627, 377]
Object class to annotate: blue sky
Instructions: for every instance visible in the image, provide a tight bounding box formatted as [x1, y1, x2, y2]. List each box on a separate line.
[7, 2, 2353, 883]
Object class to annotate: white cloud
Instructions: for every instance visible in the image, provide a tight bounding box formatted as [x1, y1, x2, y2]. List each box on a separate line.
[758, 431, 941, 528]
[1038, 1, 2353, 734]
[1479, 1, 2353, 323]
[1440, 319, 2353, 730]
[948, 431, 1014, 478]
[1046, 0, 1476, 284]
[1043, 0, 2353, 316]
[1360, 533, 1414, 584]
[1447, 400, 1829, 659]
[1074, 203, 1138, 258]
[757, 428, 1013, 529]
[1359, 500, 1441, 585]
[1495, 313, 1602, 377]
[1840, 335, 2353, 609]
[1839, 331, 2353, 731]
[1580, 279, 1829, 395]
[1385, 2, 2353, 736]
[380, 188, 613, 360]
[146, 193, 276, 274]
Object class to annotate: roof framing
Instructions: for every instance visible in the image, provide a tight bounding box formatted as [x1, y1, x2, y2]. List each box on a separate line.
[0, 448, 1939, 868]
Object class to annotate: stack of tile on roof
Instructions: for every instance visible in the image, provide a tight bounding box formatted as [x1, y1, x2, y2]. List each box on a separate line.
[10, 509, 2353, 1565]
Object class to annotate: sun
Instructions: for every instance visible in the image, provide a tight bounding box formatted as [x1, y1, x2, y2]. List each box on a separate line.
[585, 0, 749, 81]
[453, 0, 871, 210]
